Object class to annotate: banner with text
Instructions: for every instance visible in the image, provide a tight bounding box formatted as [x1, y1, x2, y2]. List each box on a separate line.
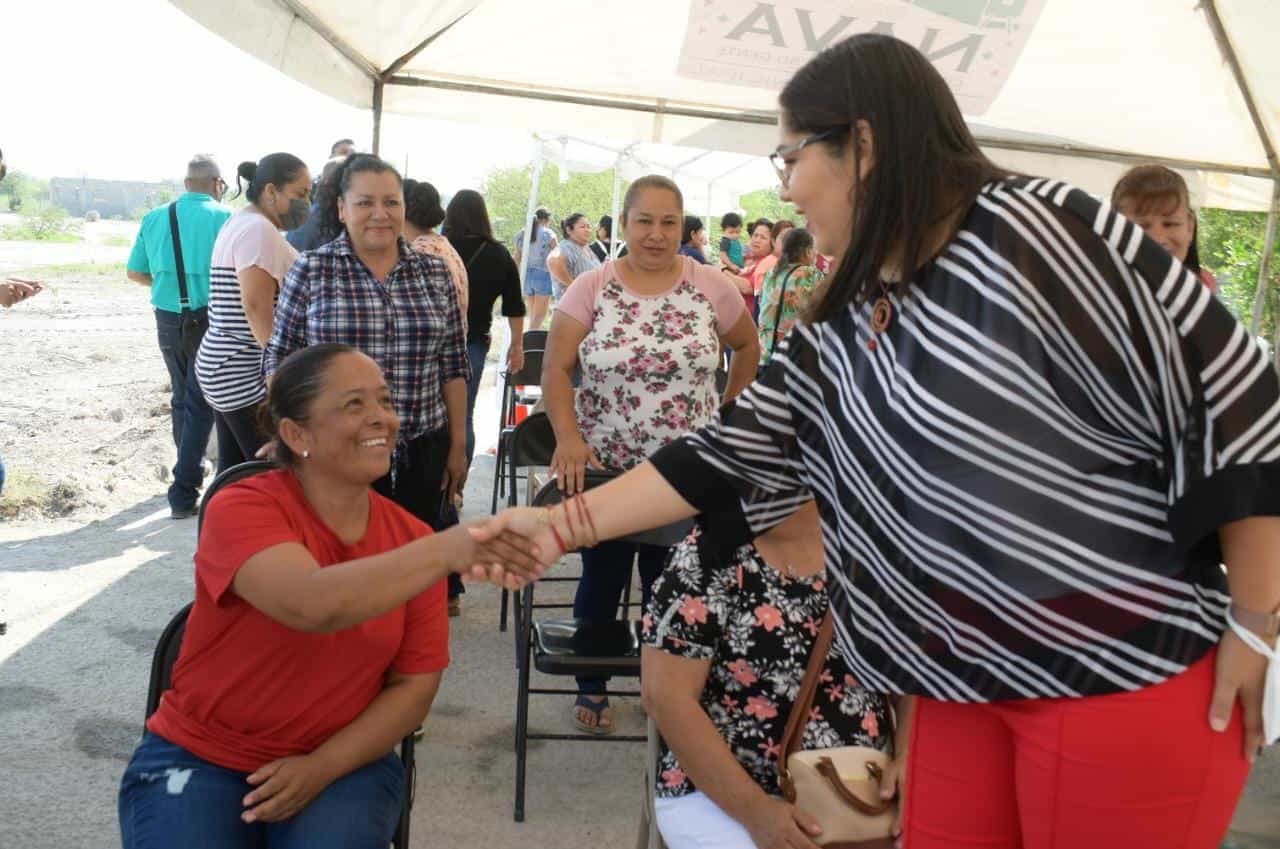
[678, 0, 1048, 115]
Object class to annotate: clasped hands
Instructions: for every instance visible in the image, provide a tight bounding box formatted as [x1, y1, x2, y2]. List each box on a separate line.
[459, 494, 600, 589]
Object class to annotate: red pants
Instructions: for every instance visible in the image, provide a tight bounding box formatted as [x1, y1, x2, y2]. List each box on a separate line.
[903, 649, 1250, 849]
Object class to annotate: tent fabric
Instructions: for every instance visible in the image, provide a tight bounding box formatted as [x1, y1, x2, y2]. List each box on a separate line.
[169, 0, 1278, 209]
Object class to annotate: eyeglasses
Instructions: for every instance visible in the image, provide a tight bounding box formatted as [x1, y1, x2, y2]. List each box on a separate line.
[769, 127, 845, 187]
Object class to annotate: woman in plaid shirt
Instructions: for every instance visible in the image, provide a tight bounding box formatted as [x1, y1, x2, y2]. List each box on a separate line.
[264, 154, 470, 541]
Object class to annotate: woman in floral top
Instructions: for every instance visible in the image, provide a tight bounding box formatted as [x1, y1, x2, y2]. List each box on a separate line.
[756, 227, 825, 369]
[642, 503, 901, 849]
[542, 175, 759, 734]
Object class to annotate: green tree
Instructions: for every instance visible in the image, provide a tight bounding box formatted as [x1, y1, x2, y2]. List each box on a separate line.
[482, 164, 622, 248]
[0, 170, 49, 211]
[1198, 208, 1280, 343]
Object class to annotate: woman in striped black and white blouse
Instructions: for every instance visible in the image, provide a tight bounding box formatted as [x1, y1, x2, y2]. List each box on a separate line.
[481, 34, 1279, 849]
[196, 154, 310, 472]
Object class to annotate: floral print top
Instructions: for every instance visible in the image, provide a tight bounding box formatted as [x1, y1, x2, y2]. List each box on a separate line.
[555, 256, 745, 471]
[411, 232, 469, 317]
[757, 262, 825, 366]
[642, 527, 893, 799]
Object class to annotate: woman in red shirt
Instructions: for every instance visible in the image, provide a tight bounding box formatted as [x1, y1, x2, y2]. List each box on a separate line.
[118, 343, 536, 849]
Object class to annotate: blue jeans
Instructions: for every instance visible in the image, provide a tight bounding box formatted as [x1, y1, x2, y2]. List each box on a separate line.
[119, 732, 404, 849]
[522, 267, 553, 297]
[464, 340, 488, 463]
[155, 309, 214, 510]
[572, 540, 668, 694]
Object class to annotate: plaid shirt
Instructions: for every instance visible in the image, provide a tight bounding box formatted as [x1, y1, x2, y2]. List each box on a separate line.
[263, 232, 469, 441]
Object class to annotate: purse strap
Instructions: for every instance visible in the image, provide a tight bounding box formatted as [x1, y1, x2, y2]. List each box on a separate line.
[777, 610, 895, 812]
[465, 240, 488, 268]
[779, 611, 834, 784]
[167, 202, 191, 310]
[766, 266, 798, 361]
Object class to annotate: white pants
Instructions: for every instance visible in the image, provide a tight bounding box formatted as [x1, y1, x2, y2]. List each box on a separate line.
[654, 791, 759, 849]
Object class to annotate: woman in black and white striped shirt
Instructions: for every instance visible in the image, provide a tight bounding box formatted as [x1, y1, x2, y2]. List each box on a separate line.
[481, 34, 1279, 849]
[196, 154, 310, 472]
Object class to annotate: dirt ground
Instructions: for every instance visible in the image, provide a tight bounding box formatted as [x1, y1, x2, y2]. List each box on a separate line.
[1, 228, 1276, 847]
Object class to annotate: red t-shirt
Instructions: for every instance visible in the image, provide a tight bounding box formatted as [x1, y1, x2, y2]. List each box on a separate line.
[147, 469, 449, 772]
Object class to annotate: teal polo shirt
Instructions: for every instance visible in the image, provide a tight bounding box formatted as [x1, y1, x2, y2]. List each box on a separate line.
[127, 192, 232, 313]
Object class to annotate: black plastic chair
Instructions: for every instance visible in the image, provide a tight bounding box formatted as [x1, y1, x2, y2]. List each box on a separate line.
[511, 477, 693, 822]
[147, 460, 417, 849]
[490, 349, 546, 514]
[522, 329, 548, 351]
[496, 413, 557, 633]
[196, 459, 276, 539]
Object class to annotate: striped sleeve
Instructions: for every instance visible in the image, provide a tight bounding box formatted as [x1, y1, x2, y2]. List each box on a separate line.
[1060, 185, 1280, 557]
[651, 345, 812, 546]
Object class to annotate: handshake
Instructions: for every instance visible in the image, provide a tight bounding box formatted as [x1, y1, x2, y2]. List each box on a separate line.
[455, 494, 602, 590]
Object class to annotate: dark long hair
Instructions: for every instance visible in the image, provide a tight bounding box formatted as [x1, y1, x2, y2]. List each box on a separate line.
[779, 227, 815, 267]
[315, 154, 403, 245]
[234, 153, 307, 203]
[443, 189, 494, 242]
[780, 34, 1008, 322]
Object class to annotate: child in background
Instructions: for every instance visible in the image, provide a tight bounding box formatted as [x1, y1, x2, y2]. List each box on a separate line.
[718, 212, 745, 275]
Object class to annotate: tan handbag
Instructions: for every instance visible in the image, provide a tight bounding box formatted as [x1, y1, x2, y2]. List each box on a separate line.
[777, 613, 895, 849]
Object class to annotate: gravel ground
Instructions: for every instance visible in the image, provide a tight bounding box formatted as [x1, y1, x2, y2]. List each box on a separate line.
[0, 237, 1275, 847]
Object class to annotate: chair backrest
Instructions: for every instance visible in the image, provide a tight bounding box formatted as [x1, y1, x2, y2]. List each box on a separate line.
[509, 413, 556, 469]
[145, 602, 194, 718]
[523, 329, 548, 351]
[505, 348, 544, 388]
[197, 460, 277, 539]
[530, 474, 693, 548]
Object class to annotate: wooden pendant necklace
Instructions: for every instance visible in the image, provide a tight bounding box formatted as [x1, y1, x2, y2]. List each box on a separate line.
[867, 280, 894, 351]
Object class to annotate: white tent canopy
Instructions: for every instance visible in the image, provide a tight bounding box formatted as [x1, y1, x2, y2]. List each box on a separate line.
[170, 0, 1280, 320]
[170, 1, 1277, 176]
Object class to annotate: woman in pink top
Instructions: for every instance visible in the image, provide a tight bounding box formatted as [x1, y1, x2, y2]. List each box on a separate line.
[404, 179, 469, 315]
[542, 175, 760, 734]
[732, 219, 776, 318]
[1111, 165, 1220, 295]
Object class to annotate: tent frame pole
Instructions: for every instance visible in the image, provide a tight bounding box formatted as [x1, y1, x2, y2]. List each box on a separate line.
[1201, 1, 1279, 176]
[519, 139, 545, 286]
[609, 160, 624, 260]
[372, 79, 385, 156]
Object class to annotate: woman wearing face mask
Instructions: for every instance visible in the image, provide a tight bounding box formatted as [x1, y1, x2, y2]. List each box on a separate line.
[546, 212, 601, 298]
[1112, 165, 1220, 294]
[264, 155, 471, 584]
[196, 153, 311, 472]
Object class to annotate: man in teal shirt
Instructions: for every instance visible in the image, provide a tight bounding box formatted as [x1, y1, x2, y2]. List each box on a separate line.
[127, 155, 231, 517]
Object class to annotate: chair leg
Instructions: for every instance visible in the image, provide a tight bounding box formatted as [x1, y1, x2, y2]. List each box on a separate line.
[513, 586, 533, 822]
[394, 735, 416, 849]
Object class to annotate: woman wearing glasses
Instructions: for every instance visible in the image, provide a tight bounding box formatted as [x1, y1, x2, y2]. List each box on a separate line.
[482, 33, 1280, 849]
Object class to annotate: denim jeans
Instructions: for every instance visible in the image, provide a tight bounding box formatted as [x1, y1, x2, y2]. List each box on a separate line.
[155, 309, 214, 510]
[572, 540, 668, 694]
[119, 732, 405, 849]
[464, 340, 489, 463]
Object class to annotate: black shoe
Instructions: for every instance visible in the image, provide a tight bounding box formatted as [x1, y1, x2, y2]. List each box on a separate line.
[170, 506, 198, 520]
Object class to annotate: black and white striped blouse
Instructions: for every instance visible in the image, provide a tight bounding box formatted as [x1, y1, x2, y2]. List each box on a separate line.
[195, 211, 298, 413]
[651, 177, 1280, 702]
